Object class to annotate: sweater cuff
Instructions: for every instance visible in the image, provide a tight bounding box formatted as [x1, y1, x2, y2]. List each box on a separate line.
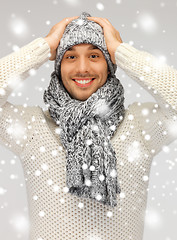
[22, 38, 51, 65]
[115, 43, 139, 66]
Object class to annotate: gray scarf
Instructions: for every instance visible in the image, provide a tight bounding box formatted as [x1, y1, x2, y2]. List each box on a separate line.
[43, 71, 125, 207]
[43, 11, 125, 207]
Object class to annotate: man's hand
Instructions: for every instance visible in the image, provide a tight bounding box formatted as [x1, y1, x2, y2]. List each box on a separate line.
[44, 16, 79, 61]
[87, 17, 123, 64]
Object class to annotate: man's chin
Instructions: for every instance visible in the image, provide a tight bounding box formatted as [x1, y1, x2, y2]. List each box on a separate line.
[72, 92, 94, 101]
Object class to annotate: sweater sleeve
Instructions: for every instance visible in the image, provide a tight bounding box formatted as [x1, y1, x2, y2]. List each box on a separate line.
[0, 38, 50, 106]
[115, 43, 177, 156]
[0, 38, 50, 155]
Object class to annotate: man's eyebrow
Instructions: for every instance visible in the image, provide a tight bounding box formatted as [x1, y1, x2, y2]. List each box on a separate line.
[67, 45, 99, 51]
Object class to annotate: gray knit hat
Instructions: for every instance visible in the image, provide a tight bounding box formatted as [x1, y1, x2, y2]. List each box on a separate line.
[54, 11, 117, 79]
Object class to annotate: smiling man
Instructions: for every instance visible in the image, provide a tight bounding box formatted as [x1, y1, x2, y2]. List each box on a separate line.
[1, 11, 177, 240]
[43, 11, 125, 210]
[60, 43, 110, 101]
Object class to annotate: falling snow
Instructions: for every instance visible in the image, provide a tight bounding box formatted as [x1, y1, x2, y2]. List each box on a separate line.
[9, 214, 29, 233]
[93, 98, 110, 118]
[9, 15, 29, 37]
[1, 1, 177, 239]
[96, 2, 105, 11]
[137, 13, 158, 34]
[127, 141, 141, 163]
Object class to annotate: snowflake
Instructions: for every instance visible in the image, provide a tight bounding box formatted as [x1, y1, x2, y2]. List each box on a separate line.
[141, 108, 149, 116]
[60, 198, 65, 204]
[0, 88, 6, 96]
[145, 209, 162, 229]
[110, 169, 117, 178]
[1, 160, 5, 165]
[46, 20, 51, 25]
[162, 146, 170, 153]
[55, 127, 62, 134]
[40, 146, 45, 152]
[82, 163, 88, 170]
[86, 139, 92, 145]
[0, 187, 7, 195]
[128, 114, 134, 120]
[76, 19, 84, 26]
[10, 17, 28, 36]
[33, 195, 38, 200]
[10, 174, 18, 179]
[96, 2, 104, 11]
[139, 76, 145, 81]
[110, 125, 116, 131]
[6, 122, 26, 140]
[144, 134, 151, 141]
[63, 187, 69, 193]
[35, 170, 41, 176]
[99, 174, 105, 181]
[64, 0, 80, 7]
[107, 211, 113, 217]
[166, 121, 177, 138]
[51, 150, 58, 156]
[120, 192, 125, 198]
[58, 146, 63, 151]
[29, 69, 36, 76]
[104, 141, 108, 146]
[78, 202, 84, 208]
[41, 163, 49, 171]
[94, 98, 110, 118]
[90, 165, 95, 171]
[138, 13, 158, 34]
[47, 179, 53, 185]
[91, 124, 99, 132]
[39, 211, 45, 217]
[85, 179, 92, 186]
[9, 214, 29, 233]
[31, 116, 36, 123]
[96, 194, 102, 200]
[143, 175, 149, 181]
[127, 141, 141, 162]
[53, 185, 60, 192]
[116, 0, 122, 4]
[120, 134, 126, 141]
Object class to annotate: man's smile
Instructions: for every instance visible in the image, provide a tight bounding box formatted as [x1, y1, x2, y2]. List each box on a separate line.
[72, 78, 96, 88]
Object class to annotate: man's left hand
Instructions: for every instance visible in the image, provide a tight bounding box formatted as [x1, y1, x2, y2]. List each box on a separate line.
[87, 17, 123, 64]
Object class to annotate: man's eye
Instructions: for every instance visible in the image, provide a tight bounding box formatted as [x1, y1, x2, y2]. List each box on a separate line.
[90, 55, 99, 58]
[67, 56, 75, 59]
[66, 55, 99, 59]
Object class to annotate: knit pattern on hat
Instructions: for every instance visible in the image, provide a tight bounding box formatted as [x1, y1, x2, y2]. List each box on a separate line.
[55, 12, 117, 78]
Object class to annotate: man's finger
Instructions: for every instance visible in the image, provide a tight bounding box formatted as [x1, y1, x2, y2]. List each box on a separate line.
[87, 17, 111, 28]
[87, 17, 105, 28]
[103, 18, 111, 25]
[64, 16, 79, 25]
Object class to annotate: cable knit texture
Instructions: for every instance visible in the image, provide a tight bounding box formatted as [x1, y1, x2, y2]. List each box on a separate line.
[43, 11, 125, 208]
[0, 38, 177, 240]
[43, 71, 125, 208]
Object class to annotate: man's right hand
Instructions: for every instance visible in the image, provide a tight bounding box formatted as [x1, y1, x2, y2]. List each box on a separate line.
[44, 16, 78, 61]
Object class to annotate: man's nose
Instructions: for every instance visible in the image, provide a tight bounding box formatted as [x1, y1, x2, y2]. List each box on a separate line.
[76, 57, 90, 73]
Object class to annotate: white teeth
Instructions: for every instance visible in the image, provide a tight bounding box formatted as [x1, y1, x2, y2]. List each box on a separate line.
[74, 79, 94, 84]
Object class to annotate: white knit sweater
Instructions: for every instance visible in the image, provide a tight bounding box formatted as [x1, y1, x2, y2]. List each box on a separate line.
[0, 38, 177, 240]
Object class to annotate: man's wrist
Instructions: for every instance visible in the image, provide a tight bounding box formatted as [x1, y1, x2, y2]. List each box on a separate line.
[44, 37, 52, 50]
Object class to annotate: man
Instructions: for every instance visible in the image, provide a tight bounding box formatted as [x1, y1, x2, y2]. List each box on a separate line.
[0, 11, 177, 240]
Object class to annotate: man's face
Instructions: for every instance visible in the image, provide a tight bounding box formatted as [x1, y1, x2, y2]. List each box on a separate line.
[60, 43, 109, 101]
